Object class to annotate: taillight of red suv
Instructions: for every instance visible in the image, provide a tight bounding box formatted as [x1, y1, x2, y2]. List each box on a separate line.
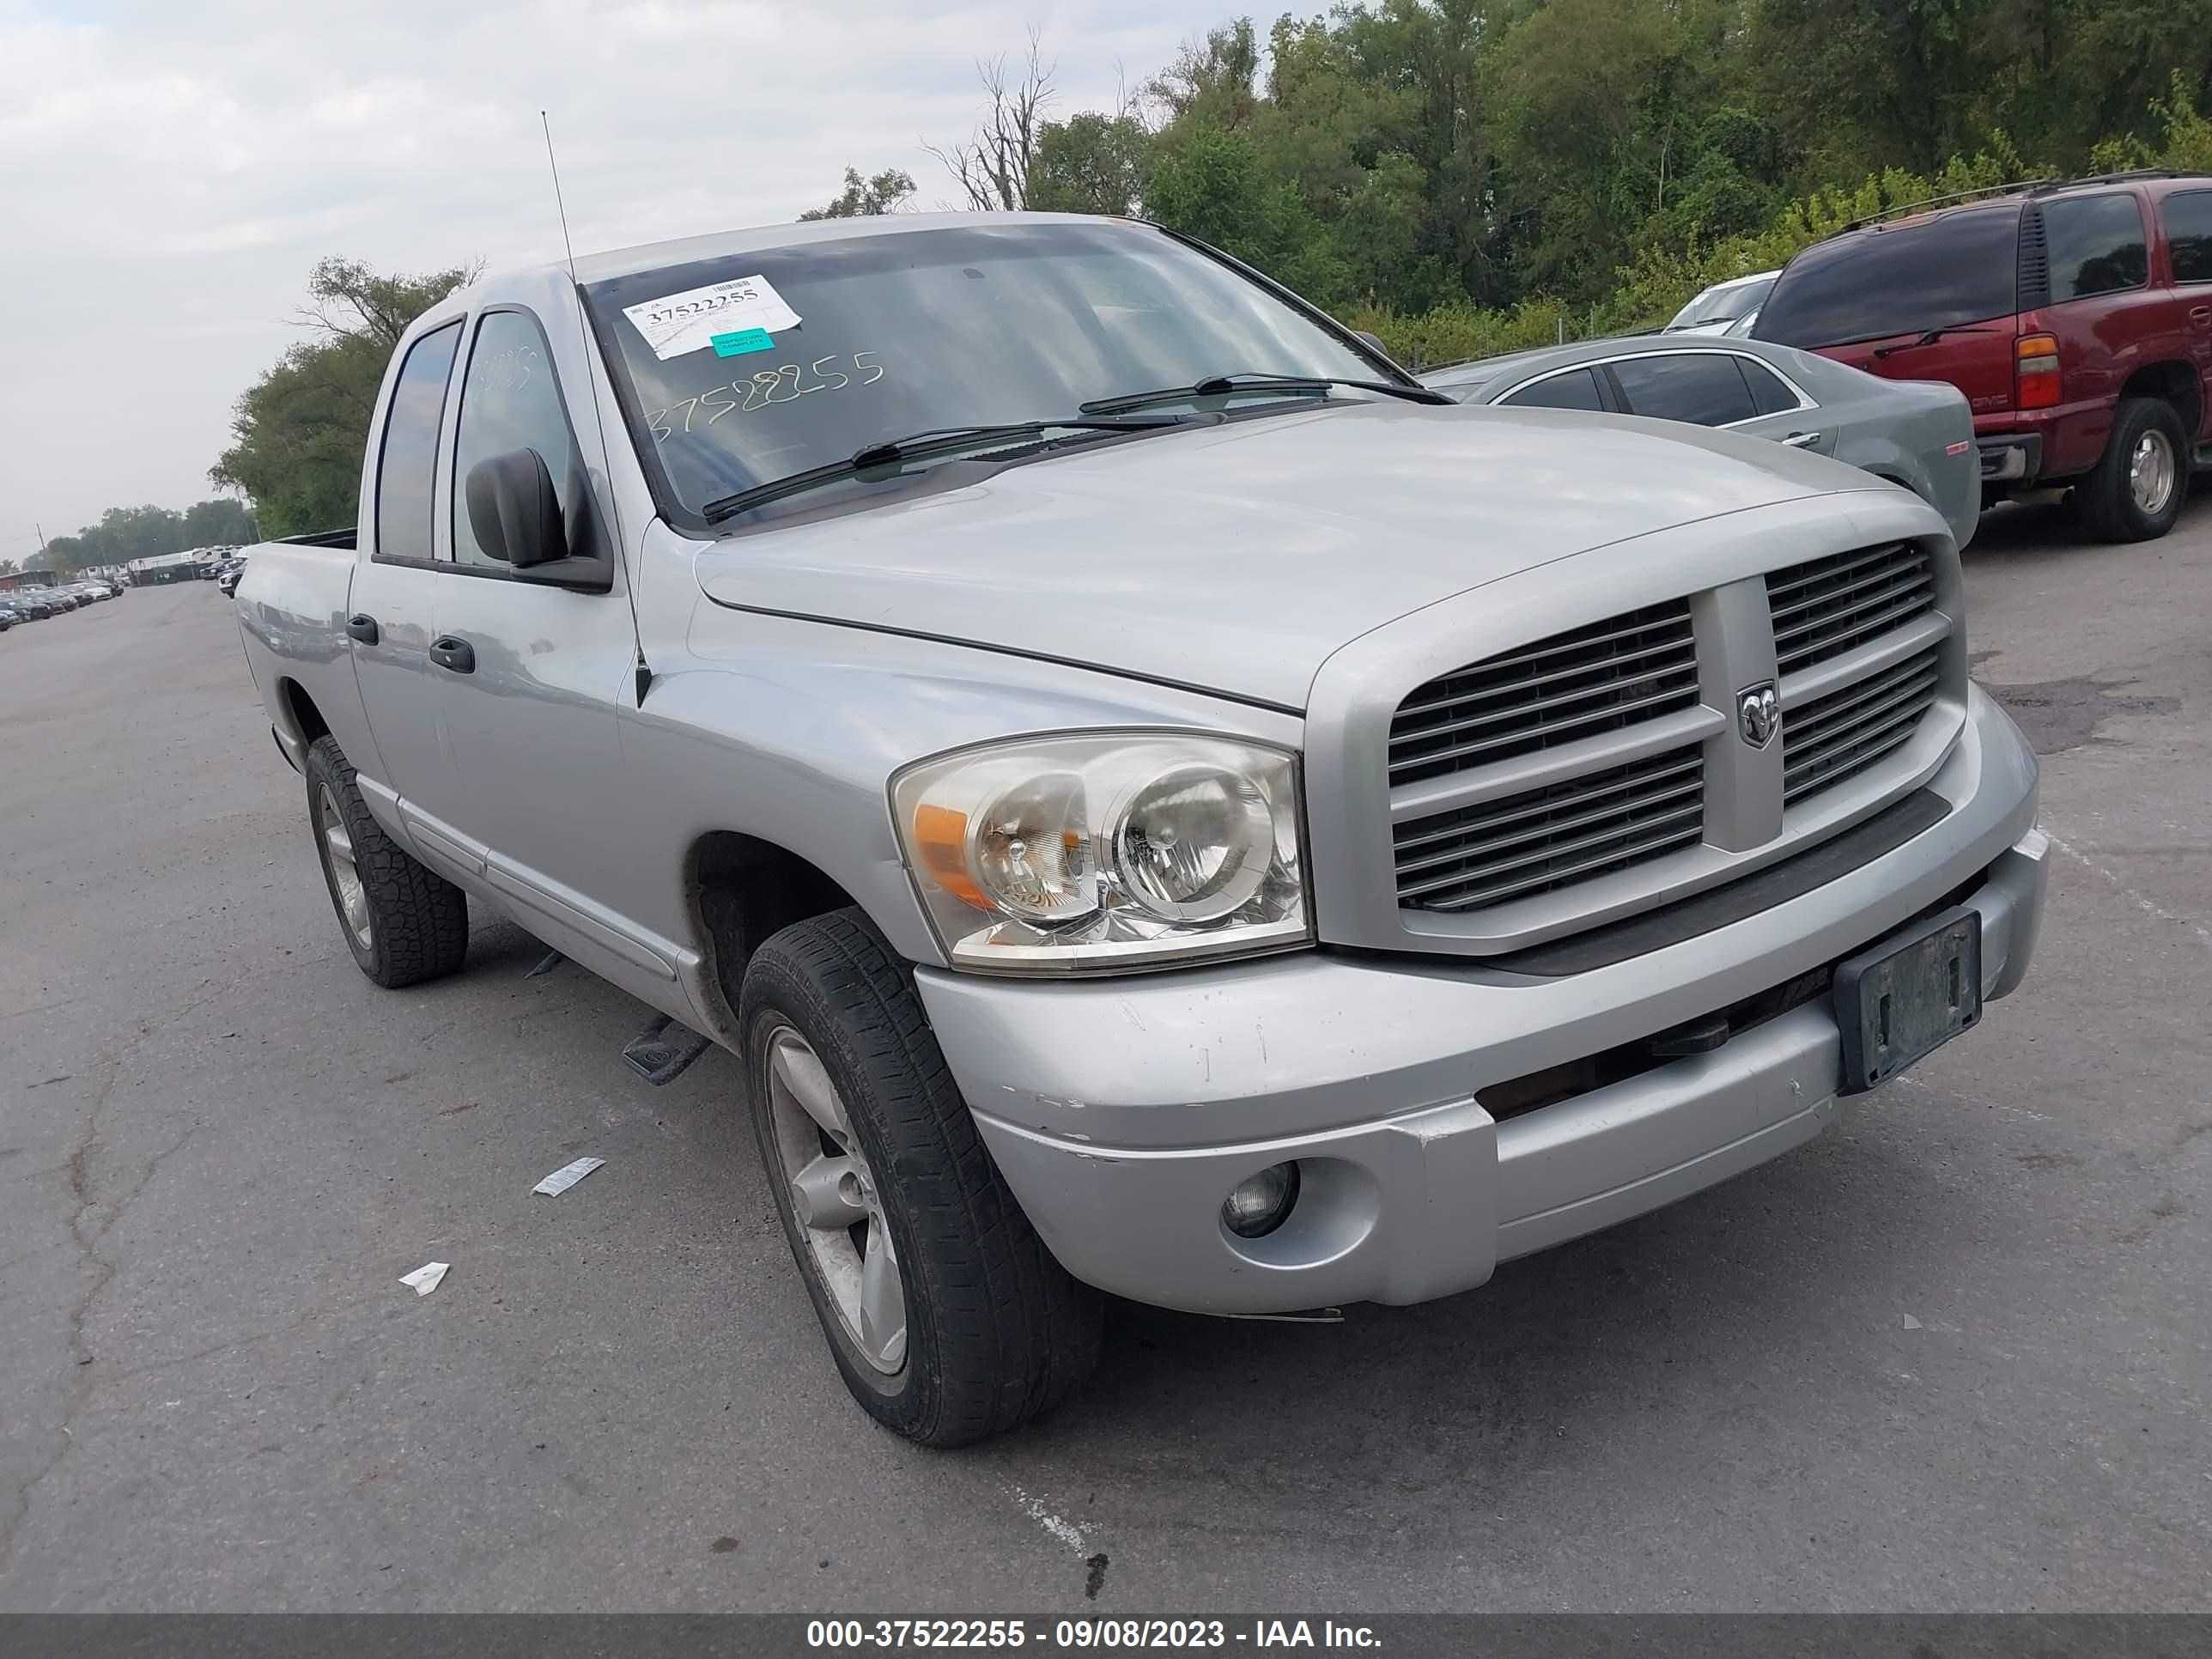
[2014, 332, 2060, 410]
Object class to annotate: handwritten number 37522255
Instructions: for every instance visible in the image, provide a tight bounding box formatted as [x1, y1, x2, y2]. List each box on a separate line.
[647, 351, 884, 443]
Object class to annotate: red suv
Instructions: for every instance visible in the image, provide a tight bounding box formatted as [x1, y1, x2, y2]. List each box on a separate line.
[1754, 170, 2212, 540]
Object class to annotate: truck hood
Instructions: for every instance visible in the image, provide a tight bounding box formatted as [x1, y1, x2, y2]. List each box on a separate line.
[694, 400, 1871, 710]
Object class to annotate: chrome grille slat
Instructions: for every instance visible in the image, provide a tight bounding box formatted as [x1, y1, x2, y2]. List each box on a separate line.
[1390, 656, 1698, 746]
[1394, 635, 1697, 724]
[1413, 814, 1707, 912]
[1770, 562, 1929, 632]
[1413, 607, 1693, 683]
[1392, 745, 1705, 912]
[1384, 542, 1950, 923]
[1762, 540, 1919, 602]
[1785, 722, 1919, 802]
[1388, 677, 1699, 772]
[1784, 662, 1940, 755]
[1772, 574, 1935, 651]
[1392, 769, 1705, 878]
[1391, 754, 1703, 855]
[1765, 542, 1936, 678]
[1389, 599, 1697, 789]
[1781, 644, 1942, 804]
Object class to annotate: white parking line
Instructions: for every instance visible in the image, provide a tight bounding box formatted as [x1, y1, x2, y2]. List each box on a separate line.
[2045, 830, 2212, 953]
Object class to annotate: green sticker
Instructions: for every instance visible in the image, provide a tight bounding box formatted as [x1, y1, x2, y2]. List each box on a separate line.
[712, 328, 775, 356]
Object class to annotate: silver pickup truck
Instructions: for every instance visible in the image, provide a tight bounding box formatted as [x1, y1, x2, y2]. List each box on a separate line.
[236, 212, 2049, 1446]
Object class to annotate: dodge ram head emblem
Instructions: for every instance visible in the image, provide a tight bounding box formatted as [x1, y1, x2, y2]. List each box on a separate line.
[1738, 681, 1781, 749]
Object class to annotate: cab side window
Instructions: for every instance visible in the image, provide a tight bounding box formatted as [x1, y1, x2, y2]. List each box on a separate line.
[451, 310, 593, 568]
[374, 322, 462, 564]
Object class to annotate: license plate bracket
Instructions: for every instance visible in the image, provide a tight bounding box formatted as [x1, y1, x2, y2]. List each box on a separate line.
[1833, 905, 1983, 1094]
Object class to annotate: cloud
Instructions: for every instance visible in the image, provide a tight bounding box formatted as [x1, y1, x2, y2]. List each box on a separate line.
[0, 0, 1223, 550]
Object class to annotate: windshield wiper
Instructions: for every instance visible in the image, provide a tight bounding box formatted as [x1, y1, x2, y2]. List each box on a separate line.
[1872, 325, 1999, 359]
[1079, 372, 1453, 416]
[700, 416, 1188, 523]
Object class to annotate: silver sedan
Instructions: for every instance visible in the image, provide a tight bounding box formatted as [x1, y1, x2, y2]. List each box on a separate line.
[1421, 335, 1980, 549]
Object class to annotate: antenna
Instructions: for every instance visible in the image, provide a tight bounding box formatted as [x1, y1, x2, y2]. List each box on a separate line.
[542, 112, 580, 282]
[543, 111, 652, 704]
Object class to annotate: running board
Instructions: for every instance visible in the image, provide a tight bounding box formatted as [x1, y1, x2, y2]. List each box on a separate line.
[621, 1014, 713, 1086]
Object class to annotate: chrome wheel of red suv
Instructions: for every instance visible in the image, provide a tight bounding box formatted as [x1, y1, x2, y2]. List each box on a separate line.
[2129, 428, 2177, 515]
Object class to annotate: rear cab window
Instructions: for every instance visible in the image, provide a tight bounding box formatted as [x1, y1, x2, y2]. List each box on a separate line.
[374, 322, 463, 564]
[1609, 354, 1759, 426]
[2039, 192, 2148, 300]
[2160, 189, 2212, 284]
[1756, 205, 2021, 348]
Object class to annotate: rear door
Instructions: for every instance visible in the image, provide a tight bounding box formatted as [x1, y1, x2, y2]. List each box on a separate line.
[1601, 350, 1834, 453]
[348, 318, 465, 856]
[2160, 186, 2212, 442]
[1756, 204, 2022, 416]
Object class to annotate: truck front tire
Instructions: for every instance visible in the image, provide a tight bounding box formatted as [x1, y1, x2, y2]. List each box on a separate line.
[303, 735, 470, 988]
[738, 908, 1102, 1447]
[2077, 397, 2189, 542]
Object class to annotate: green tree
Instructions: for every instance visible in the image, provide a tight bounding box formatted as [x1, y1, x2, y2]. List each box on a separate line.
[799, 166, 916, 220]
[1144, 123, 1347, 303]
[183, 497, 258, 547]
[1028, 112, 1152, 215]
[211, 258, 474, 537]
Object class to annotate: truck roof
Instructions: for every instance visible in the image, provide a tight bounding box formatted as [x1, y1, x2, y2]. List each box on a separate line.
[415, 212, 1143, 339]
[575, 211, 1120, 287]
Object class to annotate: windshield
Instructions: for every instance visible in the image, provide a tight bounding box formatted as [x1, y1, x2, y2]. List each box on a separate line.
[1668, 275, 1775, 329]
[1755, 206, 2021, 348]
[584, 219, 1388, 524]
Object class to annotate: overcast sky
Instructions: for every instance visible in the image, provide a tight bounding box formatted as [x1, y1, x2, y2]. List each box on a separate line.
[0, 0, 1257, 561]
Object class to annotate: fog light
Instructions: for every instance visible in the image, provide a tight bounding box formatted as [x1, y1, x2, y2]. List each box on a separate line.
[1221, 1161, 1301, 1239]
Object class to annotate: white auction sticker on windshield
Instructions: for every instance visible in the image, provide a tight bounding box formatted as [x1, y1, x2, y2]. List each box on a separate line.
[622, 275, 801, 361]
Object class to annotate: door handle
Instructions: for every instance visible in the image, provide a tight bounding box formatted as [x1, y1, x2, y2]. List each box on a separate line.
[1780, 429, 1823, 448]
[344, 613, 380, 646]
[428, 635, 476, 674]
[2190, 305, 2212, 325]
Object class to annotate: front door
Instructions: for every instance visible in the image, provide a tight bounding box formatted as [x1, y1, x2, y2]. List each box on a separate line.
[425, 306, 659, 991]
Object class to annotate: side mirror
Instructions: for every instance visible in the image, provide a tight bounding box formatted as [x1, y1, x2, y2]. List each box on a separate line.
[1352, 329, 1396, 365]
[464, 447, 565, 568]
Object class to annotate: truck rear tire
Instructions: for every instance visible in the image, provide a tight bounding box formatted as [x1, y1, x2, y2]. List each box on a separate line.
[2077, 397, 2188, 542]
[738, 907, 1101, 1447]
[304, 735, 470, 988]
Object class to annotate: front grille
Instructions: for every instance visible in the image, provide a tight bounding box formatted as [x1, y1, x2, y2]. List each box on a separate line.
[1395, 745, 1705, 912]
[1765, 542, 1935, 677]
[1783, 646, 1942, 803]
[1389, 600, 1698, 788]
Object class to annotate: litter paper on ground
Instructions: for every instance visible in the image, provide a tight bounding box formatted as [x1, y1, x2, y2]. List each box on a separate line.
[532, 1156, 605, 1196]
[400, 1261, 449, 1297]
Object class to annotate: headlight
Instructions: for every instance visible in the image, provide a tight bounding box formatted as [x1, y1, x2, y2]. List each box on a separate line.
[892, 732, 1308, 974]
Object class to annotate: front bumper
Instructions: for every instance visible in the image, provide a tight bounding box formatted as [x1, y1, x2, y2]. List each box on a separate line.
[918, 686, 2046, 1316]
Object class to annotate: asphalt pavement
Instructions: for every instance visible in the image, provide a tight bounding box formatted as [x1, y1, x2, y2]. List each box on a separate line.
[2, 501, 2208, 1612]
